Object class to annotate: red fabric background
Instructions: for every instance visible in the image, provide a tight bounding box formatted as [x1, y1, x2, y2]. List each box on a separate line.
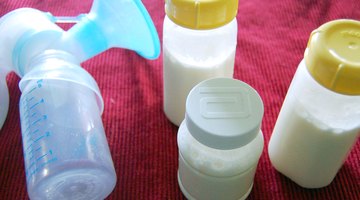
[0, 0, 359, 199]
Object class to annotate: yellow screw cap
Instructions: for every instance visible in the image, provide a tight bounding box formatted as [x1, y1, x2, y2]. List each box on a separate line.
[305, 19, 360, 95]
[165, 0, 238, 30]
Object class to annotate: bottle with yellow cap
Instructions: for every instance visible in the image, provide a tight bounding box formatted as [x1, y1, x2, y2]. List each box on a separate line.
[163, 0, 238, 126]
[268, 19, 360, 188]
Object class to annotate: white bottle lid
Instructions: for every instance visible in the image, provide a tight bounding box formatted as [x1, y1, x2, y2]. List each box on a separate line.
[185, 78, 264, 150]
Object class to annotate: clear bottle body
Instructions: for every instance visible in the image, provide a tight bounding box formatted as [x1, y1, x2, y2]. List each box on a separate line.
[177, 120, 264, 200]
[268, 60, 360, 188]
[19, 52, 116, 199]
[163, 16, 237, 126]
[0, 67, 9, 129]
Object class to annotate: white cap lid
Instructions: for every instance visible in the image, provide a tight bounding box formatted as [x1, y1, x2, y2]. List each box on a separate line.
[185, 78, 264, 150]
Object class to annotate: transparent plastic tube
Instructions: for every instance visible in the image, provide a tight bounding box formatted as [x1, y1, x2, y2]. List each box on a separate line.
[53, 14, 86, 24]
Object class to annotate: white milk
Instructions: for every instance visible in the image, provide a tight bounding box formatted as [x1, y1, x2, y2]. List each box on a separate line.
[178, 121, 263, 200]
[162, 13, 237, 126]
[269, 98, 359, 188]
[268, 60, 360, 188]
[163, 47, 235, 126]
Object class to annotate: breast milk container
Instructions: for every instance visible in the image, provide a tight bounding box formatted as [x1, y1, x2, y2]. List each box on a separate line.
[268, 20, 360, 188]
[163, 0, 238, 126]
[177, 78, 264, 200]
[19, 50, 116, 200]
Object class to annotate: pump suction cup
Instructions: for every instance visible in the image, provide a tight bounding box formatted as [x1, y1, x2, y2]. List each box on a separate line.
[56, 0, 160, 62]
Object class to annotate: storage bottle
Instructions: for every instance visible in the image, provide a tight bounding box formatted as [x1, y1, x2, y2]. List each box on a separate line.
[163, 0, 238, 126]
[268, 19, 360, 188]
[177, 78, 264, 200]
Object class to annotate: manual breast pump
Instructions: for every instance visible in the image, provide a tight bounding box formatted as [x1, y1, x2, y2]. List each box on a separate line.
[0, 0, 160, 199]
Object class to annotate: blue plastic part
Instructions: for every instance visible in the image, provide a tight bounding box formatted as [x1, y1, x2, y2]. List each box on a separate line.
[62, 0, 161, 61]
[133, 0, 161, 59]
[65, 16, 108, 62]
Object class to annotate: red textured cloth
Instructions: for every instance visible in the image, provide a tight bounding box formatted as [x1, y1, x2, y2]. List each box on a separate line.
[0, 0, 359, 199]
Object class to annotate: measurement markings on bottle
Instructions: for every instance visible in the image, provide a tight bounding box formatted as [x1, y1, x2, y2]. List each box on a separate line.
[22, 80, 58, 181]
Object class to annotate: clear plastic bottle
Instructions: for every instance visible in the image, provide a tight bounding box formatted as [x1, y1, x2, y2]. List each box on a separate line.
[268, 19, 360, 188]
[0, 8, 116, 199]
[163, 0, 238, 126]
[177, 78, 264, 200]
[19, 50, 116, 200]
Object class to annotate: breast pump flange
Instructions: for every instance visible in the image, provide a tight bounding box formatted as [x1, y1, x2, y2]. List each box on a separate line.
[0, 0, 160, 199]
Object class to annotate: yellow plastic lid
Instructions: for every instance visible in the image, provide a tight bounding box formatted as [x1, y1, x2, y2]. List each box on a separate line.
[305, 19, 360, 95]
[165, 0, 238, 30]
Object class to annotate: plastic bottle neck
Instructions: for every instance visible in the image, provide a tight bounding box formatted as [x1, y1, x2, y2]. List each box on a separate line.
[26, 50, 80, 74]
[19, 50, 105, 114]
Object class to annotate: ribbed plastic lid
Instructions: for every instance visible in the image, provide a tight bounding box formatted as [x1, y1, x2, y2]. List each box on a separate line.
[185, 78, 264, 150]
[165, 0, 238, 30]
[305, 19, 360, 95]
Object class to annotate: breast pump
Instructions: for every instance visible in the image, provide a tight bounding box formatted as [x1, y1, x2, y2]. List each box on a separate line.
[0, 0, 160, 199]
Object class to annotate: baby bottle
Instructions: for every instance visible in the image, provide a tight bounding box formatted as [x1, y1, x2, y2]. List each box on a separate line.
[163, 0, 238, 126]
[177, 78, 264, 200]
[268, 19, 360, 188]
[20, 50, 117, 200]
